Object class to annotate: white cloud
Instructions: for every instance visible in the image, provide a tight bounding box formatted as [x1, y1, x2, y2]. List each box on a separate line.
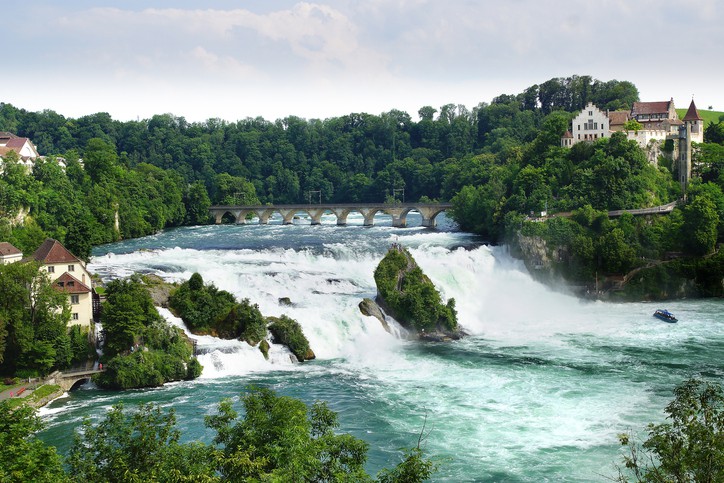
[4, 1, 723, 121]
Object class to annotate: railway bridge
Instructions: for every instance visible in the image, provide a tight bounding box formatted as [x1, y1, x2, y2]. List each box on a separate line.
[209, 203, 453, 228]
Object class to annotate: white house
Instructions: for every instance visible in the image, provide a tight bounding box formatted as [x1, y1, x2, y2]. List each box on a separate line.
[570, 102, 610, 143]
[0, 132, 40, 173]
[0, 242, 23, 264]
[31, 238, 94, 329]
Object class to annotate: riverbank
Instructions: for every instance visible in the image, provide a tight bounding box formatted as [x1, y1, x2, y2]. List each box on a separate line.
[1, 384, 65, 409]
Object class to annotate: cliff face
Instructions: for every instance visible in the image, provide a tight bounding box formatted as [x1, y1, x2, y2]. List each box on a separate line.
[513, 233, 724, 300]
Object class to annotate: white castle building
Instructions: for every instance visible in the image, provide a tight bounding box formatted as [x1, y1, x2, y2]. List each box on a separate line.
[561, 98, 704, 192]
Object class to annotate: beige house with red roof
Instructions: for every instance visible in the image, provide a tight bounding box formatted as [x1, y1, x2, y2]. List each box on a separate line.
[31, 238, 94, 329]
[0, 242, 23, 264]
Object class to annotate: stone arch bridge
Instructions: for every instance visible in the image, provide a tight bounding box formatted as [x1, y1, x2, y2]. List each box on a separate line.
[46, 369, 104, 392]
[209, 203, 453, 228]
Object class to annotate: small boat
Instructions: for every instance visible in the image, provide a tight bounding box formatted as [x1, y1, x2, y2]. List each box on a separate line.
[653, 309, 677, 323]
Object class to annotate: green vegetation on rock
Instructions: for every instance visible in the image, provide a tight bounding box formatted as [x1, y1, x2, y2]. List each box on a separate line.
[268, 315, 315, 361]
[169, 273, 314, 361]
[168, 273, 236, 334]
[94, 275, 201, 390]
[374, 246, 457, 334]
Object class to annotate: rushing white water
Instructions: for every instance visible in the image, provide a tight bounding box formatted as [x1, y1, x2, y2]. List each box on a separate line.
[39, 216, 724, 481]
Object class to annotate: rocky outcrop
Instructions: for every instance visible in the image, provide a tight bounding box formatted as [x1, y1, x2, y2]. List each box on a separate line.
[141, 274, 176, 307]
[373, 245, 460, 340]
[267, 315, 316, 361]
[358, 298, 390, 333]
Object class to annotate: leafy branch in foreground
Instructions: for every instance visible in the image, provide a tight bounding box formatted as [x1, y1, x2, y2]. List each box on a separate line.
[616, 378, 724, 482]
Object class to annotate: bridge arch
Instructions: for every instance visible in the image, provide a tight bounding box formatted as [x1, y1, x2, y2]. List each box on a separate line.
[67, 377, 92, 391]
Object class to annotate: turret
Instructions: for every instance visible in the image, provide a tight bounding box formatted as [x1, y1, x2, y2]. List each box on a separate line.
[681, 99, 703, 143]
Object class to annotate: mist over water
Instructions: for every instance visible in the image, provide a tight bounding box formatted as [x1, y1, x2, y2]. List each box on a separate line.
[39, 214, 724, 481]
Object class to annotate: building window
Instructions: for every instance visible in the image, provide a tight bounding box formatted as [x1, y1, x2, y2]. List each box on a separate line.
[588, 111, 592, 116]
[68, 264, 75, 272]
[72, 313, 79, 320]
[71, 295, 79, 304]
[47, 266, 55, 273]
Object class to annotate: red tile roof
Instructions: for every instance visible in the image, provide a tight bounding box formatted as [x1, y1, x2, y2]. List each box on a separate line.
[32, 238, 81, 264]
[562, 130, 573, 138]
[0, 242, 22, 256]
[4, 137, 29, 149]
[631, 101, 673, 117]
[607, 111, 630, 125]
[682, 100, 703, 121]
[53, 272, 91, 294]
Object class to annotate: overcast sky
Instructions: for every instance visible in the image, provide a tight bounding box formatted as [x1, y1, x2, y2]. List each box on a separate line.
[4, 1, 722, 123]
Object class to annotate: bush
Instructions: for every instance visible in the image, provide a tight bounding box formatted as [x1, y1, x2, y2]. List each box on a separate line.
[268, 315, 314, 361]
[168, 273, 236, 333]
[186, 358, 202, 380]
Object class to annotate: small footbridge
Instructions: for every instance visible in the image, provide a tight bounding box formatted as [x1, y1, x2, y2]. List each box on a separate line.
[209, 203, 453, 228]
[47, 369, 104, 391]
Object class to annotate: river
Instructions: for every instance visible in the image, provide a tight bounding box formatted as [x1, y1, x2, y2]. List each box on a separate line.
[38, 212, 724, 482]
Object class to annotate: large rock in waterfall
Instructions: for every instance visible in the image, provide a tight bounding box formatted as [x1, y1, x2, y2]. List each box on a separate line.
[372, 245, 461, 341]
[358, 298, 391, 333]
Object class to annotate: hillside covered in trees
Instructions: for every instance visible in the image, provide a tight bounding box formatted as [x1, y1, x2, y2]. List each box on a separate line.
[1, 74, 723, 294]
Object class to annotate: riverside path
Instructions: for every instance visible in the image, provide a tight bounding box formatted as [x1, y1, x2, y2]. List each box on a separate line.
[209, 203, 453, 228]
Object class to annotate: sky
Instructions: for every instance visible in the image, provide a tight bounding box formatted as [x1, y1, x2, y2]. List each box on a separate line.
[4, 1, 723, 123]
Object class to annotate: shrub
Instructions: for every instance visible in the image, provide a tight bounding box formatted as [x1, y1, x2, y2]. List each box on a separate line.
[268, 316, 314, 361]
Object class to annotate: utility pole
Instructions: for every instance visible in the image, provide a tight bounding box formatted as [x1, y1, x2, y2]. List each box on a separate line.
[307, 190, 321, 204]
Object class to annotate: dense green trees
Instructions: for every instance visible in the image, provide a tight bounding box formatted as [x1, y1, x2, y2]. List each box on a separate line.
[0, 261, 90, 377]
[95, 276, 201, 390]
[1, 73, 722, 294]
[2, 387, 437, 482]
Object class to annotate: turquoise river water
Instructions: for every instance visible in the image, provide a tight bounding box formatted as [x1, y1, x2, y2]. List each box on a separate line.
[38, 213, 724, 481]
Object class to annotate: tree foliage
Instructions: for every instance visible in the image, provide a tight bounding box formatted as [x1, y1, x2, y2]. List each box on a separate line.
[68, 402, 217, 482]
[0, 261, 73, 376]
[617, 378, 724, 482]
[2, 387, 437, 482]
[95, 275, 201, 390]
[0, 400, 68, 482]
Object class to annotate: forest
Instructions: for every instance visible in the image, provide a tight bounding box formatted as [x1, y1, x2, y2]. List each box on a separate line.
[1, 74, 723, 284]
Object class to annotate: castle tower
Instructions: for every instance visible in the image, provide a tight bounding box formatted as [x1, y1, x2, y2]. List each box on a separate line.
[678, 99, 704, 196]
[682, 99, 703, 143]
[678, 122, 692, 195]
[560, 130, 573, 148]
